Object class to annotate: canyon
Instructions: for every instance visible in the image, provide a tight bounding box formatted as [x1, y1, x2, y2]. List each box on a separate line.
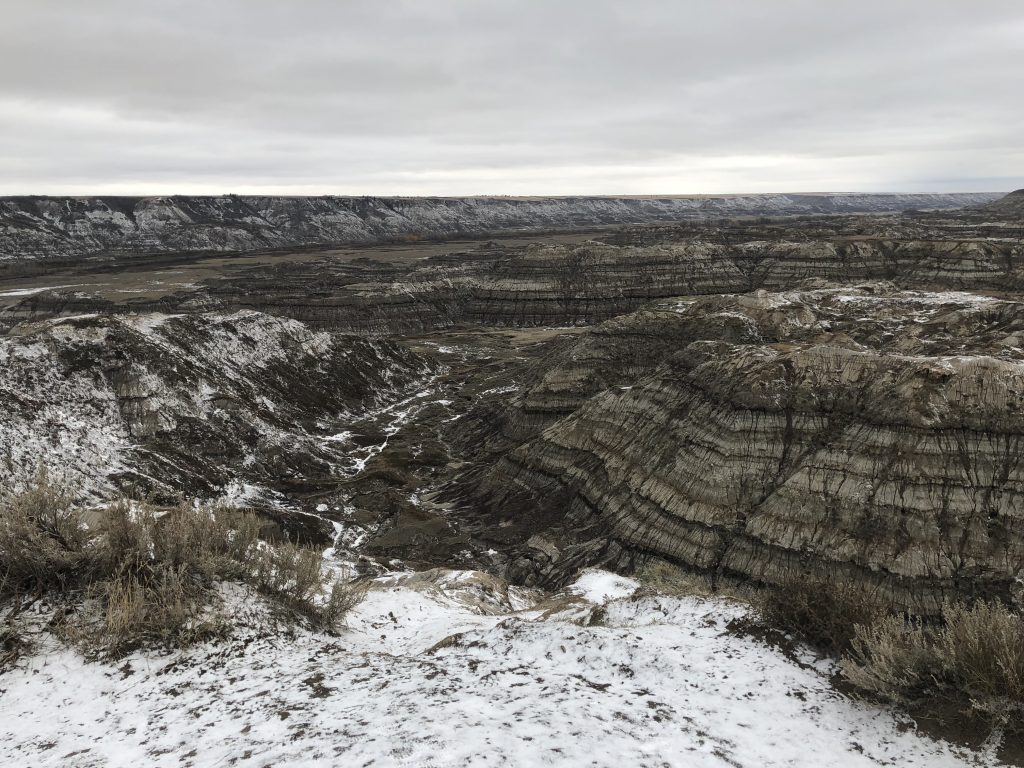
[1, 192, 1021, 607]
[3, 190, 1024, 765]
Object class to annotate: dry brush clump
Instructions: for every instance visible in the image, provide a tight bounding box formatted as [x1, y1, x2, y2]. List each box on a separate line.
[756, 576, 887, 655]
[634, 559, 715, 598]
[0, 478, 362, 658]
[249, 538, 366, 630]
[0, 480, 93, 597]
[755, 575, 1024, 727]
[842, 600, 1024, 725]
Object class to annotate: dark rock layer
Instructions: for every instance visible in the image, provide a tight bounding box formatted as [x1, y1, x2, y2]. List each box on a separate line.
[11, 234, 1023, 336]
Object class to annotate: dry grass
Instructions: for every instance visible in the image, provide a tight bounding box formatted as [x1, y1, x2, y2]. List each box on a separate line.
[757, 576, 887, 655]
[634, 559, 714, 598]
[250, 540, 366, 629]
[754, 572, 1024, 725]
[0, 478, 362, 656]
[0, 479, 93, 597]
[634, 558, 757, 604]
[842, 600, 1024, 722]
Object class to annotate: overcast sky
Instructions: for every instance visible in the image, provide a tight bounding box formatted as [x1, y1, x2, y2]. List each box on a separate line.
[1, 1, 1021, 196]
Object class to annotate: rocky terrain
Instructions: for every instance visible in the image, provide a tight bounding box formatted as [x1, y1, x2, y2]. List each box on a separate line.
[980, 188, 1024, 219]
[1, 192, 1023, 595]
[0, 311, 432, 504]
[446, 286, 1024, 614]
[6, 199, 1021, 337]
[3, 190, 1024, 765]
[0, 192, 1001, 269]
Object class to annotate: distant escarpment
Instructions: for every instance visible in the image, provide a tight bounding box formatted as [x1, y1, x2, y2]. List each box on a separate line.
[444, 286, 1024, 613]
[982, 188, 1024, 219]
[0, 192, 1001, 265]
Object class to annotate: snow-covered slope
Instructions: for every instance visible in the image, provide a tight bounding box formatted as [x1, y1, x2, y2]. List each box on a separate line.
[0, 193, 1002, 263]
[0, 310, 432, 502]
[0, 569, 998, 767]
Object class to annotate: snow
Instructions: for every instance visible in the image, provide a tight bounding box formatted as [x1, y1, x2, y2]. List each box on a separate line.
[0, 283, 86, 297]
[125, 312, 180, 334]
[0, 334, 130, 498]
[0, 570, 997, 768]
[213, 479, 272, 507]
[832, 290, 1000, 306]
[326, 378, 441, 476]
[0, 309, 433, 502]
[569, 568, 640, 602]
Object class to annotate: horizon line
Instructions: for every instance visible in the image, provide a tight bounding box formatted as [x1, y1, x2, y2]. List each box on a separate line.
[0, 190, 1010, 201]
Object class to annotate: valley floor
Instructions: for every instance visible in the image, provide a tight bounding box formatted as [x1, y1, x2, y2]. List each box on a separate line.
[0, 569, 997, 768]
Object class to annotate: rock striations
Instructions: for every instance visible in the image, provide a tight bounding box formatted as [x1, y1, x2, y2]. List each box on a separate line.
[981, 188, 1024, 219]
[11, 233, 1022, 335]
[446, 287, 1024, 613]
[4, 194, 1024, 611]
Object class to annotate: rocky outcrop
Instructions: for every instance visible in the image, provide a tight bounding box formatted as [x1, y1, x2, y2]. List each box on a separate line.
[446, 287, 1024, 613]
[0, 192, 1001, 264]
[0, 311, 432, 502]
[5, 199, 1024, 607]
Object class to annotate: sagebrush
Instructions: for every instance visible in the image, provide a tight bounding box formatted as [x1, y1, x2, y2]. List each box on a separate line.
[757, 575, 886, 654]
[842, 600, 1024, 723]
[0, 478, 361, 656]
[755, 573, 1024, 725]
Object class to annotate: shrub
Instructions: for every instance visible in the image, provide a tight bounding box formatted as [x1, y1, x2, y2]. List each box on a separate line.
[840, 614, 939, 698]
[0, 482, 362, 656]
[250, 541, 366, 629]
[842, 600, 1024, 720]
[757, 575, 886, 654]
[939, 601, 1024, 704]
[0, 476, 92, 597]
[634, 559, 714, 598]
[750, 571, 1024, 732]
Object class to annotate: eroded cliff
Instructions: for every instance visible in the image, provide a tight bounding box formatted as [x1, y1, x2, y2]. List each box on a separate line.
[0, 310, 432, 503]
[445, 287, 1024, 612]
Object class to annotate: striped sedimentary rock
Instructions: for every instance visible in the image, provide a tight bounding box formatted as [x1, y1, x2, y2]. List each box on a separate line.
[450, 287, 1024, 612]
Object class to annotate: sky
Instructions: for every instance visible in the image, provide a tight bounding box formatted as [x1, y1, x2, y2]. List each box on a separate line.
[1, 0, 1021, 196]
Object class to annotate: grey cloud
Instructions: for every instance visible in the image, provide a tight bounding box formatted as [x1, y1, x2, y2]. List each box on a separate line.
[0, 0, 1021, 194]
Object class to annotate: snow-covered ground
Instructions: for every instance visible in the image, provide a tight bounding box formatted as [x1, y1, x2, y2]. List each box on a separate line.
[0, 568, 997, 767]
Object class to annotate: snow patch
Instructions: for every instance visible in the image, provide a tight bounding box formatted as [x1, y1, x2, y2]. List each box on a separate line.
[570, 568, 641, 602]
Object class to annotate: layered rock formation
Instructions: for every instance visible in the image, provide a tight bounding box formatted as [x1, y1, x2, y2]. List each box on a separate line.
[446, 287, 1024, 612]
[11, 232, 1022, 336]
[176, 234, 1024, 331]
[4, 197, 1024, 609]
[0, 192, 1001, 264]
